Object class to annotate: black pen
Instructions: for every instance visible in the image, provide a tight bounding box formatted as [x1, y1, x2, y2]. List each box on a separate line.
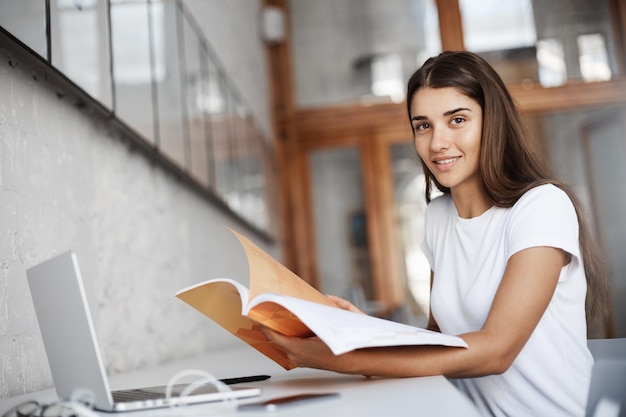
[218, 374, 271, 385]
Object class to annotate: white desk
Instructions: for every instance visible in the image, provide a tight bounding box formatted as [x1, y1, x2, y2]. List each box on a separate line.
[0, 347, 481, 416]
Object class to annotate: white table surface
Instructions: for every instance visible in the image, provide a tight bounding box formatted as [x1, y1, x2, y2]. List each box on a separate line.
[0, 346, 482, 416]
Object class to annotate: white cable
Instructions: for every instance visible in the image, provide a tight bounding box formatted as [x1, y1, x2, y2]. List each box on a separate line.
[165, 369, 233, 407]
[60, 388, 100, 417]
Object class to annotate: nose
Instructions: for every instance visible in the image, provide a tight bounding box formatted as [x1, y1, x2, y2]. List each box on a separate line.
[430, 126, 450, 152]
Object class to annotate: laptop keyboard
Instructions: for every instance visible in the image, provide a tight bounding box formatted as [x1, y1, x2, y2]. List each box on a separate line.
[112, 389, 165, 402]
[112, 384, 223, 403]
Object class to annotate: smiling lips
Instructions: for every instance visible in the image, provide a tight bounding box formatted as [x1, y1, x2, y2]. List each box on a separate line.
[435, 157, 458, 165]
[431, 157, 460, 173]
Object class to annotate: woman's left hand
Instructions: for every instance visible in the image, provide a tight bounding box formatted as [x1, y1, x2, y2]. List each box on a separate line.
[261, 327, 357, 373]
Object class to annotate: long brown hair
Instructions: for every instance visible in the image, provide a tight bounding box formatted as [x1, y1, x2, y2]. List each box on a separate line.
[406, 51, 608, 322]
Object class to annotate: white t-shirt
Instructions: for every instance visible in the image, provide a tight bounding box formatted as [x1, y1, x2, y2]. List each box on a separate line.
[421, 184, 592, 417]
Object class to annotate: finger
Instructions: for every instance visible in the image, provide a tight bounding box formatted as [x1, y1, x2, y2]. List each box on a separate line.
[260, 326, 298, 347]
[260, 326, 281, 342]
[326, 295, 364, 314]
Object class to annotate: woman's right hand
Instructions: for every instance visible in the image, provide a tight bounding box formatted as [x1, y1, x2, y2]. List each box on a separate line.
[326, 295, 365, 314]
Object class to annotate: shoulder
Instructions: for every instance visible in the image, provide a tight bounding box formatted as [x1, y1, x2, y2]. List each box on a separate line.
[519, 183, 569, 200]
[505, 184, 582, 263]
[507, 184, 580, 242]
[514, 184, 575, 214]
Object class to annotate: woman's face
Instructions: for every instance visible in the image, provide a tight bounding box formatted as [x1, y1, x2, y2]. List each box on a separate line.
[410, 87, 483, 196]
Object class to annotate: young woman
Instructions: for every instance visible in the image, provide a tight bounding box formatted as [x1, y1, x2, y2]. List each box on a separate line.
[263, 51, 608, 417]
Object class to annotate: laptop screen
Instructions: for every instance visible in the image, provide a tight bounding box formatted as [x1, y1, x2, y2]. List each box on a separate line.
[27, 251, 118, 411]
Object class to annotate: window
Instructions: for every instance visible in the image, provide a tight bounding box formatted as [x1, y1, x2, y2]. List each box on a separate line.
[536, 38, 567, 87]
[0, 0, 278, 237]
[578, 33, 612, 82]
[0, 0, 47, 58]
[460, 0, 619, 86]
[51, 0, 113, 108]
[290, 0, 441, 108]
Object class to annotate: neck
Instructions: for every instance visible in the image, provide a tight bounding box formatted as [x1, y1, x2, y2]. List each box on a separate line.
[450, 183, 491, 219]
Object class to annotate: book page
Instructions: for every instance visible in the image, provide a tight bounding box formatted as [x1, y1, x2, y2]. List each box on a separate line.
[175, 279, 297, 369]
[247, 294, 468, 355]
[230, 229, 335, 308]
[176, 279, 251, 336]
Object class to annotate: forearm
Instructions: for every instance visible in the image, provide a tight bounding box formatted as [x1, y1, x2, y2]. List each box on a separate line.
[332, 330, 514, 379]
[264, 324, 521, 379]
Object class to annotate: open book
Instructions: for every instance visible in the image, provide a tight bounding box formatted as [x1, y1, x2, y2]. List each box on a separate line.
[176, 229, 467, 370]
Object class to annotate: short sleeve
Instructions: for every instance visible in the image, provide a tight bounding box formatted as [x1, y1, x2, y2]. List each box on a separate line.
[505, 185, 581, 267]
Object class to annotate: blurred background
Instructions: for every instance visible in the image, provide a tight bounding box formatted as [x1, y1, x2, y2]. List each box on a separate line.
[282, 0, 626, 340]
[0, 0, 624, 399]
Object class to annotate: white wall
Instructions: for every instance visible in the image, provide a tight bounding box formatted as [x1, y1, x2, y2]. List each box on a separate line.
[0, 0, 279, 399]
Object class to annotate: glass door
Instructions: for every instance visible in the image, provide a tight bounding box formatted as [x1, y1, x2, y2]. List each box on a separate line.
[308, 145, 382, 315]
[304, 136, 432, 325]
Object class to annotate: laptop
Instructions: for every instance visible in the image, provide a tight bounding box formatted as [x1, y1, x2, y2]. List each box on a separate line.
[26, 251, 262, 412]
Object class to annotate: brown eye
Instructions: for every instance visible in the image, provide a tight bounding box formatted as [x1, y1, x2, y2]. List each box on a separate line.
[451, 117, 465, 125]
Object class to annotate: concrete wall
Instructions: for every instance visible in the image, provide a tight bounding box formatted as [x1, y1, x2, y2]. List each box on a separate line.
[0, 0, 279, 399]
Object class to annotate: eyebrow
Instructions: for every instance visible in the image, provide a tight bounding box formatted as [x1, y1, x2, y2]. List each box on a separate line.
[444, 107, 471, 116]
[411, 107, 472, 122]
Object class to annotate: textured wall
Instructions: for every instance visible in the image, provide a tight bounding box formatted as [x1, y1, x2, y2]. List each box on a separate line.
[0, 0, 278, 399]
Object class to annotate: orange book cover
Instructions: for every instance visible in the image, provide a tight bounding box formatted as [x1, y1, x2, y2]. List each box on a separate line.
[175, 229, 336, 370]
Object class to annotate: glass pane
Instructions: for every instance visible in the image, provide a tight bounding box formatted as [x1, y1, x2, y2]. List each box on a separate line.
[50, 0, 113, 109]
[215, 87, 238, 205]
[155, 0, 186, 167]
[182, 17, 209, 187]
[526, 105, 626, 337]
[577, 34, 612, 82]
[238, 106, 254, 219]
[224, 94, 247, 214]
[198, 50, 216, 189]
[536, 38, 567, 87]
[290, 0, 441, 108]
[310, 147, 379, 313]
[390, 142, 429, 326]
[461, 0, 536, 53]
[225, 93, 261, 220]
[0, 0, 47, 59]
[263, 142, 279, 234]
[460, 0, 619, 86]
[203, 58, 224, 189]
[238, 122, 270, 230]
[209, 72, 230, 201]
[110, 0, 156, 143]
